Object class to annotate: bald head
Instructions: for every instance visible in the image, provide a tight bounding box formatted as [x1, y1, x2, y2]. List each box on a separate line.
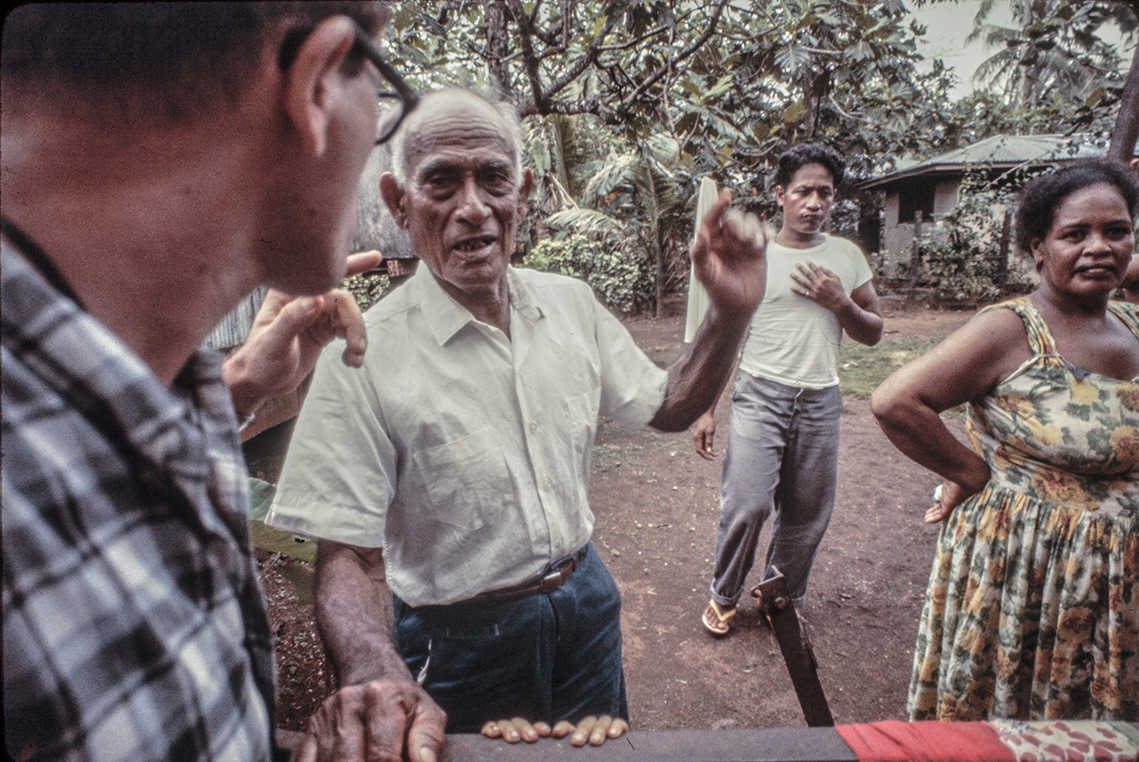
[389, 88, 523, 185]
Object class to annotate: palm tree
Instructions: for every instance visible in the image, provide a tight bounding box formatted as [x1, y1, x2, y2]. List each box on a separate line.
[545, 132, 693, 316]
[968, 0, 1137, 113]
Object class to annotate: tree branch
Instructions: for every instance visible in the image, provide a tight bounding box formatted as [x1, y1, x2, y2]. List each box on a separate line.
[617, 0, 730, 112]
[540, 11, 623, 103]
[505, 0, 545, 110]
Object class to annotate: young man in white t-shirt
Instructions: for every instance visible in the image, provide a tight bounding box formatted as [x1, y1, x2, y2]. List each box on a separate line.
[694, 143, 884, 637]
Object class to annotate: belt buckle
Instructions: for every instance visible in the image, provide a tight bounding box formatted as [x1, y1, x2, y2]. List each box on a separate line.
[539, 569, 564, 593]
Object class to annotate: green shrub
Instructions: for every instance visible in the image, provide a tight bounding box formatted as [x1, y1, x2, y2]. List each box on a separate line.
[343, 269, 389, 312]
[524, 234, 653, 314]
[921, 179, 1034, 305]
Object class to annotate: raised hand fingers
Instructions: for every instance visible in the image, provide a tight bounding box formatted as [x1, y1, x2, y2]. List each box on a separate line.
[344, 250, 383, 278]
[716, 207, 767, 261]
[691, 190, 733, 262]
[699, 190, 733, 235]
[327, 289, 367, 367]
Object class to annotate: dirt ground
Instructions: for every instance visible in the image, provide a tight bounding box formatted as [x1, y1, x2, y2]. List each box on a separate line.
[255, 299, 973, 733]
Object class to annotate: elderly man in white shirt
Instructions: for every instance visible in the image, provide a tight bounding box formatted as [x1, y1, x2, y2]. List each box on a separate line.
[267, 87, 767, 754]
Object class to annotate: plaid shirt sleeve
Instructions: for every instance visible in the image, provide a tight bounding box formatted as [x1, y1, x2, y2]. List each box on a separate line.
[2, 244, 276, 760]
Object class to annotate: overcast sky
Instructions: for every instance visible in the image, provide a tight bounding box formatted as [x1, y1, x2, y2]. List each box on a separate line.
[908, 0, 1132, 100]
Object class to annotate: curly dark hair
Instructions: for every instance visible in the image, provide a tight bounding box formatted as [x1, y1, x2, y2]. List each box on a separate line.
[776, 143, 845, 188]
[1015, 158, 1139, 254]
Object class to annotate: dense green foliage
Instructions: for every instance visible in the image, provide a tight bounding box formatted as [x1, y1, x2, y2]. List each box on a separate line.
[523, 233, 653, 313]
[344, 269, 389, 312]
[919, 184, 1033, 304]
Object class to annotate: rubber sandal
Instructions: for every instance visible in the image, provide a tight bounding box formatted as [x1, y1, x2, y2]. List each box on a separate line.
[702, 599, 736, 637]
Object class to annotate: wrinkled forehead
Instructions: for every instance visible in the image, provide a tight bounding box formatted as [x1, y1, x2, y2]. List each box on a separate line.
[402, 94, 516, 177]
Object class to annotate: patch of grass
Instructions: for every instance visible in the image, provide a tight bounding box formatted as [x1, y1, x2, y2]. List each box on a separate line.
[838, 336, 940, 399]
[249, 521, 316, 562]
[246, 476, 315, 561]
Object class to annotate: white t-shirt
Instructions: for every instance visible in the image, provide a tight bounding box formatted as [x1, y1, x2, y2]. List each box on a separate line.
[739, 234, 873, 390]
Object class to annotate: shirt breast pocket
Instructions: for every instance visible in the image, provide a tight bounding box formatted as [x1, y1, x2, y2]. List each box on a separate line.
[412, 428, 512, 532]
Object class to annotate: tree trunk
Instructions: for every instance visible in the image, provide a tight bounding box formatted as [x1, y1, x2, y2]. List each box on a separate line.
[645, 170, 664, 318]
[1108, 43, 1139, 163]
[995, 208, 1011, 287]
[550, 116, 573, 199]
[484, 0, 510, 95]
[908, 211, 924, 289]
[1014, 0, 1040, 112]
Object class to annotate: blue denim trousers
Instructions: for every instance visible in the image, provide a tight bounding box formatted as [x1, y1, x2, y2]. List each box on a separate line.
[710, 372, 842, 608]
[393, 543, 627, 733]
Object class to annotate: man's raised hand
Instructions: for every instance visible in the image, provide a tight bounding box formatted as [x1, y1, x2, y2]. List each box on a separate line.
[223, 250, 382, 417]
[690, 190, 768, 317]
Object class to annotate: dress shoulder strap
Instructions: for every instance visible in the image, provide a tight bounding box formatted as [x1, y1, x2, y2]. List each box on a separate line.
[977, 296, 1055, 355]
[1108, 300, 1139, 339]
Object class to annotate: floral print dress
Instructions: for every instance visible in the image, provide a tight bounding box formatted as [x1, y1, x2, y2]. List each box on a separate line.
[908, 297, 1139, 722]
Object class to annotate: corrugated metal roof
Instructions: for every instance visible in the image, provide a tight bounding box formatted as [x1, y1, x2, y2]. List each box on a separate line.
[203, 286, 267, 350]
[861, 134, 1134, 189]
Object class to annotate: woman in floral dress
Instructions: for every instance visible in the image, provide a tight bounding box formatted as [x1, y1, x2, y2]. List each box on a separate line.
[871, 159, 1139, 721]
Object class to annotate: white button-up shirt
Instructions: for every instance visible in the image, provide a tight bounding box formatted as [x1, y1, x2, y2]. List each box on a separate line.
[267, 265, 667, 607]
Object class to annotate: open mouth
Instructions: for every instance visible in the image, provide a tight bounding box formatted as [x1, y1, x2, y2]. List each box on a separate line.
[453, 235, 496, 253]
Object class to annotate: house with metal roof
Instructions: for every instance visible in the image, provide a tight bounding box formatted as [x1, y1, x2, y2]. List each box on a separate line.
[858, 134, 1135, 272]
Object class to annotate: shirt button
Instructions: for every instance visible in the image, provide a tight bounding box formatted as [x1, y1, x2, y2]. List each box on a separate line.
[529, 421, 538, 433]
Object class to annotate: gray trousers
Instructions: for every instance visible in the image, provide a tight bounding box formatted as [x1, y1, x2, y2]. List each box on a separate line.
[710, 372, 842, 608]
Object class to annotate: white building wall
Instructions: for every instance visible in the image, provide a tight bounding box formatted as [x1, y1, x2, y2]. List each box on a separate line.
[881, 178, 961, 273]
[933, 179, 959, 216]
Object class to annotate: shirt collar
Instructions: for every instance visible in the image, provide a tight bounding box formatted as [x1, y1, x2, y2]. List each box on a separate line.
[411, 264, 544, 346]
[1, 240, 231, 476]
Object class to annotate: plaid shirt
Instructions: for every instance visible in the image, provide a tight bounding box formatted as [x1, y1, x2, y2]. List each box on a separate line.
[2, 241, 277, 760]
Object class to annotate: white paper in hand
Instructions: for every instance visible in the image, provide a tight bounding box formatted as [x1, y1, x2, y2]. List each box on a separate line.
[684, 177, 719, 343]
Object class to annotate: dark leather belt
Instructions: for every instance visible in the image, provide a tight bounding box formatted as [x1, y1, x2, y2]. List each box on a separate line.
[468, 548, 587, 605]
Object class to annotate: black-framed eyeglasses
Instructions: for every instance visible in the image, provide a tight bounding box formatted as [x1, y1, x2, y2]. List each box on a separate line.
[350, 23, 419, 145]
[279, 20, 419, 146]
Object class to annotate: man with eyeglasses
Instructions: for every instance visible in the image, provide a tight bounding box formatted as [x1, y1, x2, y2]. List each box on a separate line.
[1, 3, 439, 761]
[267, 88, 770, 751]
